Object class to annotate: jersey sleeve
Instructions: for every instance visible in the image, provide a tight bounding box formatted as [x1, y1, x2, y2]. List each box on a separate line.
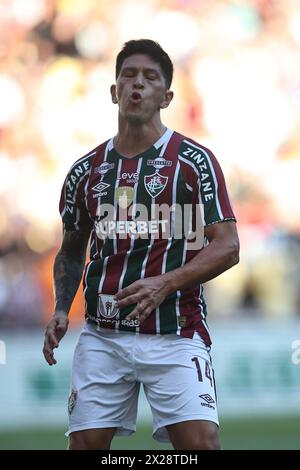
[198, 147, 236, 226]
[59, 157, 93, 232]
[178, 139, 236, 226]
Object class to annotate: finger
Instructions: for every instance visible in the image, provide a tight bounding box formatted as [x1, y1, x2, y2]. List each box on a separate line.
[116, 294, 140, 309]
[115, 283, 138, 300]
[125, 301, 148, 321]
[139, 307, 153, 324]
[129, 307, 152, 325]
[46, 329, 59, 348]
[43, 345, 57, 366]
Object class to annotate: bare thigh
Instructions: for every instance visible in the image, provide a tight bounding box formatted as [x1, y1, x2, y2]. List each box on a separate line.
[167, 420, 220, 450]
[69, 428, 116, 450]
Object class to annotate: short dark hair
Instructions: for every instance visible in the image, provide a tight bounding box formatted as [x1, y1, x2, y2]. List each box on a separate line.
[116, 39, 173, 89]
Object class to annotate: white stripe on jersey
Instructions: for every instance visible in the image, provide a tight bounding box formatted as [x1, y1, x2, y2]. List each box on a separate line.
[178, 153, 200, 175]
[83, 260, 93, 297]
[178, 154, 206, 229]
[153, 128, 173, 149]
[113, 158, 123, 255]
[97, 256, 109, 297]
[155, 306, 160, 334]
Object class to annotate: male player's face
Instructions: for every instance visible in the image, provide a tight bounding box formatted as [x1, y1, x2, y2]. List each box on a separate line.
[111, 53, 173, 124]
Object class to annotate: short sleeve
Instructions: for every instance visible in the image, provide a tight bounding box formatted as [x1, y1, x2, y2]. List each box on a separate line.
[197, 147, 236, 226]
[59, 157, 93, 232]
[178, 139, 236, 226]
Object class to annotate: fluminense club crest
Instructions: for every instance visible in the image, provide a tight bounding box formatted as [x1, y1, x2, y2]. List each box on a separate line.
[144, 173, 168, 198]
[68, 389, 77, 414]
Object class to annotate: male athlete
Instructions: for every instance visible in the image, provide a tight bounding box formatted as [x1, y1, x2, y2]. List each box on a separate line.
[43, 39, 239, 450]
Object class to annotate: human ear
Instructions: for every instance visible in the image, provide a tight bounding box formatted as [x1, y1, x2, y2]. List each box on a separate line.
[110, 84, 118, 104]
[160, 90, 174, 109]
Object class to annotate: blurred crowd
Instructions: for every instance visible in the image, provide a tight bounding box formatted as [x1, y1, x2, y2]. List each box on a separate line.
[0, 0, 300, 329]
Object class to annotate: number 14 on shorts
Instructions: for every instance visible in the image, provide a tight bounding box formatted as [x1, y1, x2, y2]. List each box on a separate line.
[191, 356, 217, 407]
[192, 357, 214, 386]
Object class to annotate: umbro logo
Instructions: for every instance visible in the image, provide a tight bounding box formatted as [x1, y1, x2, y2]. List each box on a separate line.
[199, 394, 215, 404]
[93, 182, 110, 193]
[199, 394, 215, 409]
[92, 182, 110, 198]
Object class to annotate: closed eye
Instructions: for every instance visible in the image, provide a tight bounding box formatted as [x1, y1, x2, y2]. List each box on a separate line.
[145, 71, 158, 80]
[122, 68, 135, 77]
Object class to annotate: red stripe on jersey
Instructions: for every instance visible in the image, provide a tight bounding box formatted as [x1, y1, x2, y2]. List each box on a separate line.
[178, 248, 211, 345]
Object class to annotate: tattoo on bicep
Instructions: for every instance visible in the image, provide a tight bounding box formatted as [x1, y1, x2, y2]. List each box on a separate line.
[53, 230, 89, 313]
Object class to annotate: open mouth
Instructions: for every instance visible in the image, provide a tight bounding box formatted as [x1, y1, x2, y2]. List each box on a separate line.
[130, 92, 142, 102]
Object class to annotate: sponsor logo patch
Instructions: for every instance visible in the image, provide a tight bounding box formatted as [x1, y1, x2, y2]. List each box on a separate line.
[97, 294, 119, 319]
[147, 157, 172, 169]
[118, 172, 139, 184]
[116, 186, 134, 208]
[178, 316, 187, 327]
[94, 162, 114, 175]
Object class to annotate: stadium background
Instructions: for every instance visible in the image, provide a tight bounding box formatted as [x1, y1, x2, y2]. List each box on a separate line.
[0, 0, 300, 450]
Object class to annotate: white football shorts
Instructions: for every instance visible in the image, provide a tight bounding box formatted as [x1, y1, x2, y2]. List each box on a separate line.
[66, 322, 219, 442]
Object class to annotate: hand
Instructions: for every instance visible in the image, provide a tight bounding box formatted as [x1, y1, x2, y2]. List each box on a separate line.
[43, 313, 69, 366]
[115, 275, 171, 324]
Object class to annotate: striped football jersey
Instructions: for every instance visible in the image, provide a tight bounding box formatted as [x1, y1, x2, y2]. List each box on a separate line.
[59, 129, 236, 345]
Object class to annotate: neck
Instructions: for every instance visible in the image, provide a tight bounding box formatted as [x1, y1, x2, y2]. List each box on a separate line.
[114, 116, 166, 158]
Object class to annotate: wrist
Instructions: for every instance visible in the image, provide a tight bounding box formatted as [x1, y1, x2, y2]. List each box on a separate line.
[54, 309, 68, 317]
[161, 271, 179, 296]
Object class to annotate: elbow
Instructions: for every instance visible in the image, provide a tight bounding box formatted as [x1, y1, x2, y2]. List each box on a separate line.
[228, 239, 240, 268]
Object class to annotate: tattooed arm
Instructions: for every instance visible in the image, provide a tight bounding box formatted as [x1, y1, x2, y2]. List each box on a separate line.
[43, 229, 90, 365]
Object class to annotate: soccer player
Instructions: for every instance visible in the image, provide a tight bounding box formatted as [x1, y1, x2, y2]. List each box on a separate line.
[43, 39, 239, 450]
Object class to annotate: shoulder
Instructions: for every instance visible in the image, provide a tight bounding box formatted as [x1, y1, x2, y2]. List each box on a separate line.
[64, 140, 111, 188]
[178, 135, 215, 162]
[174, 134, 219, 176]
[67, 142, 107, 177]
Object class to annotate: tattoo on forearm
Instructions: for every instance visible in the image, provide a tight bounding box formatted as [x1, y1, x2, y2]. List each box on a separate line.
[53, 230, 89, 314]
